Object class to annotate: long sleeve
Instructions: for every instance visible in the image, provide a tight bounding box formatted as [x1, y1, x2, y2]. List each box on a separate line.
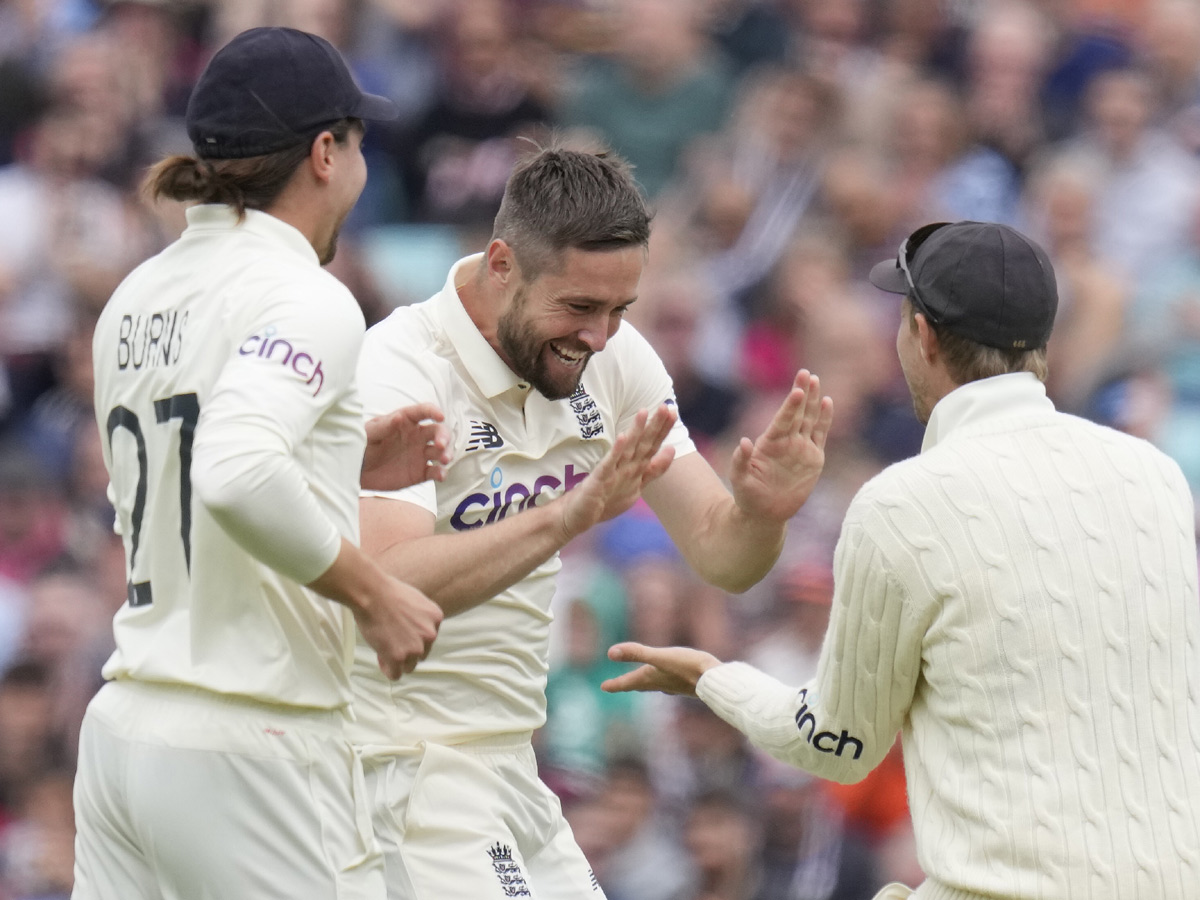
[697, 504, 926, 784]
[192, 283, 364, 585]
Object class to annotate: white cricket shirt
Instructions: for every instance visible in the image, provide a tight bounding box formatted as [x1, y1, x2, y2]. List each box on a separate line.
[349, 255, 695, 747]
[92, 205, 366, 710]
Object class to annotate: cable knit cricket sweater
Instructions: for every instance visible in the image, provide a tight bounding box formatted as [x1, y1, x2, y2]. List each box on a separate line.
[698, 373, 1200, 899]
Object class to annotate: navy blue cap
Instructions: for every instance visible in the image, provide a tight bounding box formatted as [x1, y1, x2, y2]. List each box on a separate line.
[186, 27, 398, 160]
[869, 221, 1058, 351]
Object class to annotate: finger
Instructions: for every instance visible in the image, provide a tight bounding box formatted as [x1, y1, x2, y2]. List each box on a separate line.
[641, 446, 676, 484]
[401, 402, 445, 424]
[420, 425, 452, 463]
[628, 411, 667, 464]
[727, 436, 753, 483]
[810, 396, 834, 450]
[797, 373, 823, 437]
[379, 653, 402, 681]
[646, 404, 678, 450]
[764, 372, 811, 439]
[608, 641, 654, 663]
[610, 411, 648, 465]
[600, 665, 659, 693]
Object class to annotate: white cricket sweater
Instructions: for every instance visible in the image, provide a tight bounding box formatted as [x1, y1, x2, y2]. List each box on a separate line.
[698, 373, 1200, 899]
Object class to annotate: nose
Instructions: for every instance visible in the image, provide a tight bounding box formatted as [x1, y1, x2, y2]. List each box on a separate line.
[578, 328, 608, 353]
[577, 312, 620, 352]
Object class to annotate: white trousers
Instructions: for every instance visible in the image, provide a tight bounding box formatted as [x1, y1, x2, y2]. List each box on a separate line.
[364, 736, 604, 900]
[72, 680, 385, 900]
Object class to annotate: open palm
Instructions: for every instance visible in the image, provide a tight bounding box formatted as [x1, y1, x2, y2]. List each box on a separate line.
[729, 370, 833, 523]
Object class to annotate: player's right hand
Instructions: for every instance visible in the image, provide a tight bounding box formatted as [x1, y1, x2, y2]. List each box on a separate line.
[307, 539, 442, 680]
[354, 575, 442, 680]
[559, 404, 677, 540]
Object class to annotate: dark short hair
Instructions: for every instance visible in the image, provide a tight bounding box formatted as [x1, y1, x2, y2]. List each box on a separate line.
[492, 145, 651, 280]
[144, 118, 361, 220]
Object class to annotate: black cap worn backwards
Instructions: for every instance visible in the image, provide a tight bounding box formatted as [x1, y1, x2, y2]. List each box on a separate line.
[186, 27, 398, 160]
[868, 221, 1059, 351]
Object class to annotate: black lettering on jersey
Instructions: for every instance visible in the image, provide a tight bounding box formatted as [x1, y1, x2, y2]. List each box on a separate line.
[118, 310, 188, 371]
[793, 688, 864, 759]
[568, 384, 605, 439]
[466, 420, 504, 451]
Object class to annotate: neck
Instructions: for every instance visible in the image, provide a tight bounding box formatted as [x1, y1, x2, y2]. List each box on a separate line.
[457, 257, 503, 351]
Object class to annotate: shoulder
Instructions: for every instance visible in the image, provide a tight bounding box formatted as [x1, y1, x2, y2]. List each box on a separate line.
[357, 300, 456, 401]
[363, 300, 440, 354]
[596, 321, 665, 373]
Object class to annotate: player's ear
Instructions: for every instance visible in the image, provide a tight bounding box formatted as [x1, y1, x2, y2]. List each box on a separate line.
[485, 239, 516, 287]
[915, 312, 940, 365]
[308, 131, 337, 184]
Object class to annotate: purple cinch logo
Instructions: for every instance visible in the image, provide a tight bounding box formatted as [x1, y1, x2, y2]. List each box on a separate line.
[450, 464, 589, 531]
[239, 326, 325, 395]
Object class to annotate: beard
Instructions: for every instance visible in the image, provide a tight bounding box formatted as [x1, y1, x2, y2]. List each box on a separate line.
[496, 288, 591, 401]
[318, 227, 340, 267]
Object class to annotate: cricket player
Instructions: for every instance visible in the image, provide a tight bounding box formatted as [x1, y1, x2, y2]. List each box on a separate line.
[75, 27, 443, 900]
[603, 221, 1200, 900]
[350, 145, 833, 898]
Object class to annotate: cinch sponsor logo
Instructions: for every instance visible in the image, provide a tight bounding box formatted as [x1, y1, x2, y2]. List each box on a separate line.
[793, 688, 864, 759]
[450, 464, 588, 531]
[238, 326, 325, 395]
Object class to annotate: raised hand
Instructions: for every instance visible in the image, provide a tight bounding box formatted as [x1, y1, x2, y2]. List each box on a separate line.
[559, 405, 677, 540]
[728, 370, 833, 523]
[361, 402, 452, 491]
[601, 642, 723, 697]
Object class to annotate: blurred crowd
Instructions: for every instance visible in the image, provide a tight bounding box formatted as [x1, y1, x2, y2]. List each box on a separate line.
[2, 0, 1200, 897]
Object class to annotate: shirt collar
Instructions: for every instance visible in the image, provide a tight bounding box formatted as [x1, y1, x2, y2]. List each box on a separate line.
[183, 204, 320, 267]
[432, 254, 525, 399]
[922, 372, 1056, 453]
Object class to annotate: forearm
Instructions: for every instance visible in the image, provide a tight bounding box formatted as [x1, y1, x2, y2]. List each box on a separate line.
[697, 662, 881, 784]
[675, 497, 787, 593]
[369, 500, 572, 616]
[194, 441, 340, 585]
[307, 538, 390, 613]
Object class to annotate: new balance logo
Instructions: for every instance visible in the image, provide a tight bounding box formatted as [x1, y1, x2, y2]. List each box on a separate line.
[466, 420, 504, 451]
[487, 842, 531, 897]
[793, 688, 864, 759]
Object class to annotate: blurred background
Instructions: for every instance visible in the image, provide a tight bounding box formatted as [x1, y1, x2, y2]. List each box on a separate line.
[2, 0, 1200, 897]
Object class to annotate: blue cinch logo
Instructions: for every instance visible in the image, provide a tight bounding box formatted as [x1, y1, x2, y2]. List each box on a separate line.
[450, 464, 589, 530]
[238, 327, 325, 395]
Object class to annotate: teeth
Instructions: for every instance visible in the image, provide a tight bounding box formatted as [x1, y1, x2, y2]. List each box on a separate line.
[551, 343, 585, 366]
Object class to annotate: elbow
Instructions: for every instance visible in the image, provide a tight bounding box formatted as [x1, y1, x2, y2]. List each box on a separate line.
[192, 456, 240, 517]
[191, 445, 280, 519]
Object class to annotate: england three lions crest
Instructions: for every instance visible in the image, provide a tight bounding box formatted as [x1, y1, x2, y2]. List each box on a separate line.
[569, 385, 604, 439]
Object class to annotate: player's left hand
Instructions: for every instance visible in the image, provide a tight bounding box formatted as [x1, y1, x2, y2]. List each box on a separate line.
[728, 370, 833, 523]
[361, 403, 452, 491]
[601, 642, 723, 697]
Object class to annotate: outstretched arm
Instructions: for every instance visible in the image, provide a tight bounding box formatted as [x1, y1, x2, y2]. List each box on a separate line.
[364, 406, 677, 616]
[643, 370, 833, 592]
